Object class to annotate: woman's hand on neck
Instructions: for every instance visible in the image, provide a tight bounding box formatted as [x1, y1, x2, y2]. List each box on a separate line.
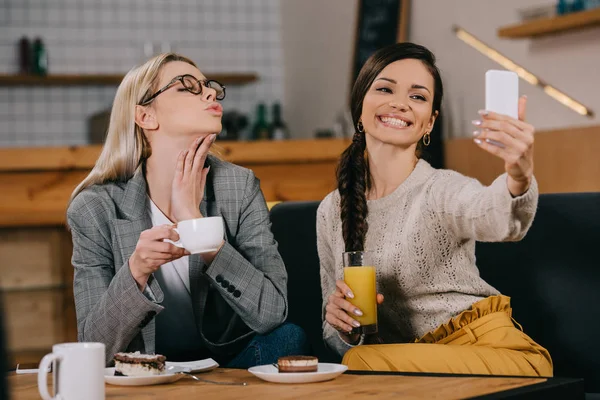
[145, 134, 203, 222]
[366, 137, 419, 201]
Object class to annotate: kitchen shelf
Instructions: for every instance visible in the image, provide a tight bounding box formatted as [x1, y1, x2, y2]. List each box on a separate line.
[0, 73, 258, 86]
[498, 7, 600, 39]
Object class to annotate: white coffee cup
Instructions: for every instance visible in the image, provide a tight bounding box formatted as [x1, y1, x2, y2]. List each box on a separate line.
[168, 216, 224, 254]
[38, 342, 105, 400]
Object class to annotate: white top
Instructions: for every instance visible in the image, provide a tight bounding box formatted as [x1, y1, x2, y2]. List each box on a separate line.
[317, 159, 538, 356]
[149, 199, 191, 293]
[148, 198, 204, 361]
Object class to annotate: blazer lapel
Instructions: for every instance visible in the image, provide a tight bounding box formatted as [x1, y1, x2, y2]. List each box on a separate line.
[190, 160, 215, 334]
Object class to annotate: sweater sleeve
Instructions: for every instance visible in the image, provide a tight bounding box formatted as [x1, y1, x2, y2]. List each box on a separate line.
[429, 171, 539, 242]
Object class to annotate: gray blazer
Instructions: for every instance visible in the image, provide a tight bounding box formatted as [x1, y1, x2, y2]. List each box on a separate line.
[67, 155, 288, 365]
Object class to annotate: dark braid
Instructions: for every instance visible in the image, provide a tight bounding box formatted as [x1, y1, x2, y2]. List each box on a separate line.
[337, 131, 369, 252]
[336, 42, 443, 252]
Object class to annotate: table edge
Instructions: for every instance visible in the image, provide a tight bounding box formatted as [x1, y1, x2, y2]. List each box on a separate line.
[469, 377, 585, 399]
[347, 370, 585, 399]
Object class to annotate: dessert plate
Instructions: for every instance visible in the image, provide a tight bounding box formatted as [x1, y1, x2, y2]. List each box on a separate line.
[104, 367, 185, 386]
[105, 358, 219, 386]
[248, 363, 347, 384]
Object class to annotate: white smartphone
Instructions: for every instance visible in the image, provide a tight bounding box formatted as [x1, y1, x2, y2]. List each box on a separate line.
[485, 70, 519, 119]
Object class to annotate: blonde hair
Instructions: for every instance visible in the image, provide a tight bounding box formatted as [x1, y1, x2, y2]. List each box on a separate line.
[69, 53, 196, 203]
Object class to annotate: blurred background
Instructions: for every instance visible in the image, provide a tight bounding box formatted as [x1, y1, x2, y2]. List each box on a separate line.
[0, 0, 599, 368]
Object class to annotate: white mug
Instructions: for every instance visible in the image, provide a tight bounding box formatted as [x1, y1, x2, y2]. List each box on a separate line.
[168, 216, 224, 254]
[38, 342, 105, 400]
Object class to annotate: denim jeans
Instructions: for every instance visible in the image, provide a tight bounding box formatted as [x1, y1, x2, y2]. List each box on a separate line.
[226, 323, 310, 369]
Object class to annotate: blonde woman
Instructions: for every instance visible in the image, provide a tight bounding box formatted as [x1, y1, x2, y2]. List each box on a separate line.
[67, 53, 308, 367]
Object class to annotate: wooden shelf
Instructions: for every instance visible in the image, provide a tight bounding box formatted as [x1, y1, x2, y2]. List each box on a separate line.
[498, 7, 600, 38]
[0, 73, 258, 87]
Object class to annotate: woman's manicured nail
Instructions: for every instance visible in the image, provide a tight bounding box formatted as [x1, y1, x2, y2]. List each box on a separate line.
[486, 138, 506, 148]
[478, 110, 489, 116]
[353, 309, 363, 316]
[473, 130, 481, 137]
[346, 291, 354, 299]
[474, 138, 482, 144]
[472, 120, 482, 126]
[352, 320, 361, 327]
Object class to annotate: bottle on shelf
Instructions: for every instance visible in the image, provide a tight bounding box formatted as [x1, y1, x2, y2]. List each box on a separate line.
[32, 37, 48, 76]
[251, 103, 270, 140]
[572, 0, 586, 12]
[18, 37, 31, 74]
[269, 102, 289, 141]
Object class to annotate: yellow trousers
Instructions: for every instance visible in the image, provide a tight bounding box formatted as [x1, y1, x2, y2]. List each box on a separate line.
[342, 295, 553, 377]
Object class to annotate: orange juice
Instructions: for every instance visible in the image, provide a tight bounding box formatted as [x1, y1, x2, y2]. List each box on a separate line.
[344, 266, 377, 333]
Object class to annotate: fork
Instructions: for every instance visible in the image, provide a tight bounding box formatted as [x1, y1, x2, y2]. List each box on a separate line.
[178, 371, 248, 386]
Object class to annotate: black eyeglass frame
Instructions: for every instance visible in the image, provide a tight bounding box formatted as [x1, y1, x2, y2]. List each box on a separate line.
[139, 74, 226, 105]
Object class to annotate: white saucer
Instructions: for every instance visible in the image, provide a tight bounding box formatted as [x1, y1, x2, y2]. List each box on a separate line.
[166, 358, 219, 373]
[191, 247, 219, 254]
[164, 239, 219, 254]
[248, 363, 348, 384]
[104, 367, 183, 386]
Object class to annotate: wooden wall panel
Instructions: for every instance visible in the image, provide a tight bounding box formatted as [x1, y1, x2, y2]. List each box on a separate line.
[0, 228, 64, 290]
[2, 290, 64, 352]
[0, 228, 75, 367]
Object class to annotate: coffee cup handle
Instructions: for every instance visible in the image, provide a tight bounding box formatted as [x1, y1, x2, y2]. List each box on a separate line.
[38, 353, 61, 400]
[164, 227, 184, 248]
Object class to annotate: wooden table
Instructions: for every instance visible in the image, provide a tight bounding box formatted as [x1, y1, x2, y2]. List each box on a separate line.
[10, 368, 584, 399]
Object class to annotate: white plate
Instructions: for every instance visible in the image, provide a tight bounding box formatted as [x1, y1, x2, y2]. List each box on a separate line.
[166, 358, 219, 373]
[248, 363, 348, 384]
[104, 358, 219, 386]
[104, 367, 184, 386]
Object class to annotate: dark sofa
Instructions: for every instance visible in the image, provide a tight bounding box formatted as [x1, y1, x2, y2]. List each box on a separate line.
[270, 193, 600, 395]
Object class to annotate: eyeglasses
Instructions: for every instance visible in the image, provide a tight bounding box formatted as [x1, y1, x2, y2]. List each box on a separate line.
[139, 74, 226, 105]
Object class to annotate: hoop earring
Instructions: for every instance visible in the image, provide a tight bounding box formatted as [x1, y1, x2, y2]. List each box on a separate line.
[423, 132, 431, 146]
[356, 121, 365, 133]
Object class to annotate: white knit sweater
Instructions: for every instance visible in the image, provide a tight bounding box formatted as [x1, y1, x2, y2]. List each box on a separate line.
[317, 159, 538, 356]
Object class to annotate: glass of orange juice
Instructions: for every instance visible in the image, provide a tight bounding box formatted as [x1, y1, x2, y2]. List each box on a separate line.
[343, 251, 377, 335]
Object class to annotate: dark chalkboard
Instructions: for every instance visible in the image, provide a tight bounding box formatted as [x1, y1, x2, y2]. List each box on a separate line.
[352, 0, 409, 81]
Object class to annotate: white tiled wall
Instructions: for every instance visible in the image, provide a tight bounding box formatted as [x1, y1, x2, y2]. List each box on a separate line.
[0, 0, 284, 147]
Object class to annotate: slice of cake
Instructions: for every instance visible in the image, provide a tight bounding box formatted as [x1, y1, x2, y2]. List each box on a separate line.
[277, 356, 318, 373]
[113, 352, 166, 376]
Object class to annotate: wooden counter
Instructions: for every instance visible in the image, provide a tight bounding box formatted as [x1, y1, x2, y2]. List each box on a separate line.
[4, 124, 597, 229]
[0, 139, 350, 228]
[445, 124, 600, 193]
